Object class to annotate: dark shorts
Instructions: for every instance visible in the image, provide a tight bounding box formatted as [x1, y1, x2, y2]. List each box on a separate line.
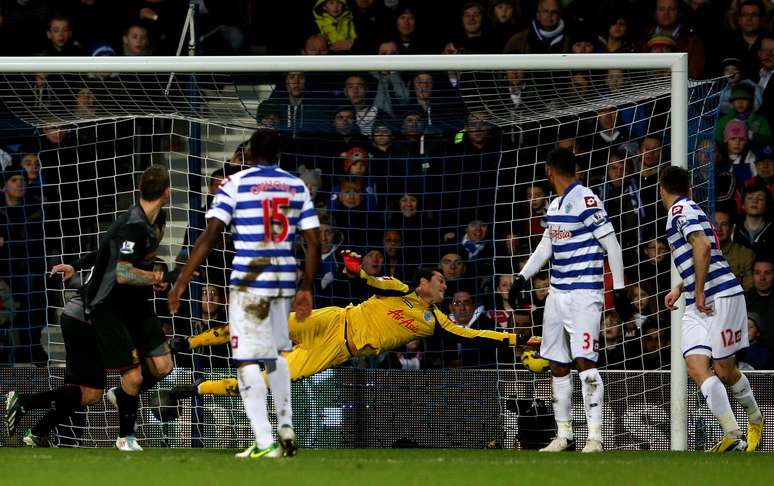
[61, 313, 105, 390]
[90, 301, 167, 371]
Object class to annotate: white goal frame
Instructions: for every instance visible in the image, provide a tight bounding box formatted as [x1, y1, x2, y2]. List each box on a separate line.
[0, 53, 690, 450]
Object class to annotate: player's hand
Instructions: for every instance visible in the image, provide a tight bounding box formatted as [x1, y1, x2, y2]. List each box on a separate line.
[167, 284, 184, 315]
[49, 263, 75, 281]
[695, 291, 713, 315]
[341, 250, 362, 275]
[525, 335, 542, 348]
[613, 289, 636, 322]
[293, 289, 313, 322]
[664, 286, 682, 311]
[508, 274, 526, 308]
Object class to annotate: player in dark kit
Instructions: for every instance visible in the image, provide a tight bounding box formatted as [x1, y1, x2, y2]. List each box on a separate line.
[5, 254, 104, 447]
[85, 165, 175, 451]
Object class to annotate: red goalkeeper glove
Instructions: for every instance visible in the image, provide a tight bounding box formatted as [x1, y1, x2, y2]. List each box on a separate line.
[341, 250, 362, 275]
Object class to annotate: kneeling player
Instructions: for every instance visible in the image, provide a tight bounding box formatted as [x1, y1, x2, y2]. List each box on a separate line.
[170, 253, 539, 397]
[661, 166, 764, 452]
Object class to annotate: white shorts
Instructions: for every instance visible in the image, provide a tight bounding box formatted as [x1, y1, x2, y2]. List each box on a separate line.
[682, 293, 748, 360]
[228, 289, 292, 362]
[540, 289, 603, 364]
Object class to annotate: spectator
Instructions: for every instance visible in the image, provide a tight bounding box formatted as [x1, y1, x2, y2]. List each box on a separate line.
[597, 310, 640, 370]
[756, 32, 774, 121]
[362, 249, 385, 276]
[716, 209, 755, 290]
[718, 119, 758, 188]
[448, 289, 501, 367]
[349, 0, 390, 54]
[301, 33, 330, 55]
[453, 2, 497, 54]
[382, 229, 410, 280]
[598, 12, 634, 53]
[386, 193, 439, 266]
[488, 0, 522, 53]
[393, 6, 430, 54]
[494, 231, 522, 275]
[38, 15, 83, 56]
[645, 33, 677, 53]
[371, 41, 410, 118]
[734, 184, 773, 255]
[298, 166, 328, 210]
[330, 146, 378, 210]
[256, 72, 329, 136]
[526, 271, 549, 336]
[639, 317, 670, 369]
[718, 57, 764, 116]
[628, 282, 657, 331]
[343, 74, 379, 137]
[593, 150, 638, 262]
[738, 311, 771, 370]
[313, 0, 357, 53]
[122, 21, 152, 56]
[0, 165, 47, 364]
[521, 184, 548, 250]
[631, 135, 666, 242]
[504, 0, 570, 54]
[314, 214, 348, 307]
[715, 85, 772, 149]
[329, 176, 374, 250]
[636, 238, 671, 296]
[748, 144, 774, 197]
[745, 257, 774, 348]
[723, 0, 766, 80]
[643, 0, 706, 78]
[439, 249, 467, 283]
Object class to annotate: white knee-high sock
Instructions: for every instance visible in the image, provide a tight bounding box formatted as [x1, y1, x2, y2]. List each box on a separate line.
[238, 364, 273, 448]
[579, 368, 604, 442]
[552, 374, 573, 440]
[701, 376, 740, 436]
[266, 356, 293, 429]
[730, 374, 763, 424]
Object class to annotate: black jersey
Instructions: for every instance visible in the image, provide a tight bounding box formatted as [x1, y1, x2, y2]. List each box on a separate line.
[84, 204, 166, 313]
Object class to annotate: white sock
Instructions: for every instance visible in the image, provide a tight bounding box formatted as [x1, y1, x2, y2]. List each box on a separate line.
[701, 376, 740, 437]
[552, 374, 573, 440]
[730, 374, 762, 424]
[266, 356, 293, 429]
[238, 364, 273, 449]
[579, 368, 604, 442]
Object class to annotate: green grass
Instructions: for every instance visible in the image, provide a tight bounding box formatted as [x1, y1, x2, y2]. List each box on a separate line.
[1, 448, 773, 486]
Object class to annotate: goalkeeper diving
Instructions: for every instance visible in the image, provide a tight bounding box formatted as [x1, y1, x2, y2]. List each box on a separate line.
[170, 250, 539, 398]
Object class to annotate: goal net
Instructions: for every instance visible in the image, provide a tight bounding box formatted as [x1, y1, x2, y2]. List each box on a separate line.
[0, 55, 749, 451]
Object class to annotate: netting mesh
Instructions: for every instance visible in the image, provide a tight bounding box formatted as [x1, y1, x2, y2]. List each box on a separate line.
[0, 66, 735, 449]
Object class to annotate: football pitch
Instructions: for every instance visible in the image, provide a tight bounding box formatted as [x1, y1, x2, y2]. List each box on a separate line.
[2, 449, 773, 486]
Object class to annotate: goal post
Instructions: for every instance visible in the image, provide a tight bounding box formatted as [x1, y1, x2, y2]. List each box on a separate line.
[0, 53, 700, 450]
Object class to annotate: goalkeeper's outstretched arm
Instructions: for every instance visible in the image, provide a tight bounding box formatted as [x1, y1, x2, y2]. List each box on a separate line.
[432, 308, 537, 348]
[170, 324, 231, 353]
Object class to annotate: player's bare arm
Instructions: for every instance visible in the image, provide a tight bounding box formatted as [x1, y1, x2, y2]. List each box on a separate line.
[687, 231, 712, 314]
[115, 260, 162, 286]
[168, 218, 226, 314]
[295, 226, 321, 322]
[665, 282, 684, 310]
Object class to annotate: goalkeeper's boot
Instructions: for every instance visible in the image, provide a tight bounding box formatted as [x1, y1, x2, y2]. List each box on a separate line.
[5, 390, 26, 438]
[278, 424, 297, 457]
[707, 434, 744, 453]
[581, 439, 603, 453]
[235, 442, 283, 459]
[539, 436, 575, 452]
[22, 429, 56, 448]
[746, 418, 764, 452]
[115, 435, 143, 452]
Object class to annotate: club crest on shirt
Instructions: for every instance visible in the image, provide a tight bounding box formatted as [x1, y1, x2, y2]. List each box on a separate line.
[120, 241, 135, 255]
[672, 205, 683, 216]
[584, 196, 597, 208]
[423, 310, 433, 322]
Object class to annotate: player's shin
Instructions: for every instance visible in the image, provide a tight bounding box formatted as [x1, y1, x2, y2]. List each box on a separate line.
[552, 374, 573, 440]
[579, 368, 604, 442]
[114, 386, 140, 438]
[729, 374, 763, 424]
[29, 386, 82, 438]
[701, 376, 741, 437]
[266, 356, 293, 429]
[238, 364, 274, 449]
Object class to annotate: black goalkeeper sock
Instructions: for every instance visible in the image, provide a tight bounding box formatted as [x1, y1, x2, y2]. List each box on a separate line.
[139, 365, 162, 393]
[30, 386, 82, 437]
[114, 386, 140, 438]
[20, 389, 61, 410]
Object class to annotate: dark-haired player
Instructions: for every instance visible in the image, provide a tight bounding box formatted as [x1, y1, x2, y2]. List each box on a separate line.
[660, 165, 764, 452]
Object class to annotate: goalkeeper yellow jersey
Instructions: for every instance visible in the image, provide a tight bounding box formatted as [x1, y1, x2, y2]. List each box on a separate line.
[343, 270, 516, 357]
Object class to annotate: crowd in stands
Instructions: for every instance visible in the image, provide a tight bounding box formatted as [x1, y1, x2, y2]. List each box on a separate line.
[0, 0, 773, 372]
